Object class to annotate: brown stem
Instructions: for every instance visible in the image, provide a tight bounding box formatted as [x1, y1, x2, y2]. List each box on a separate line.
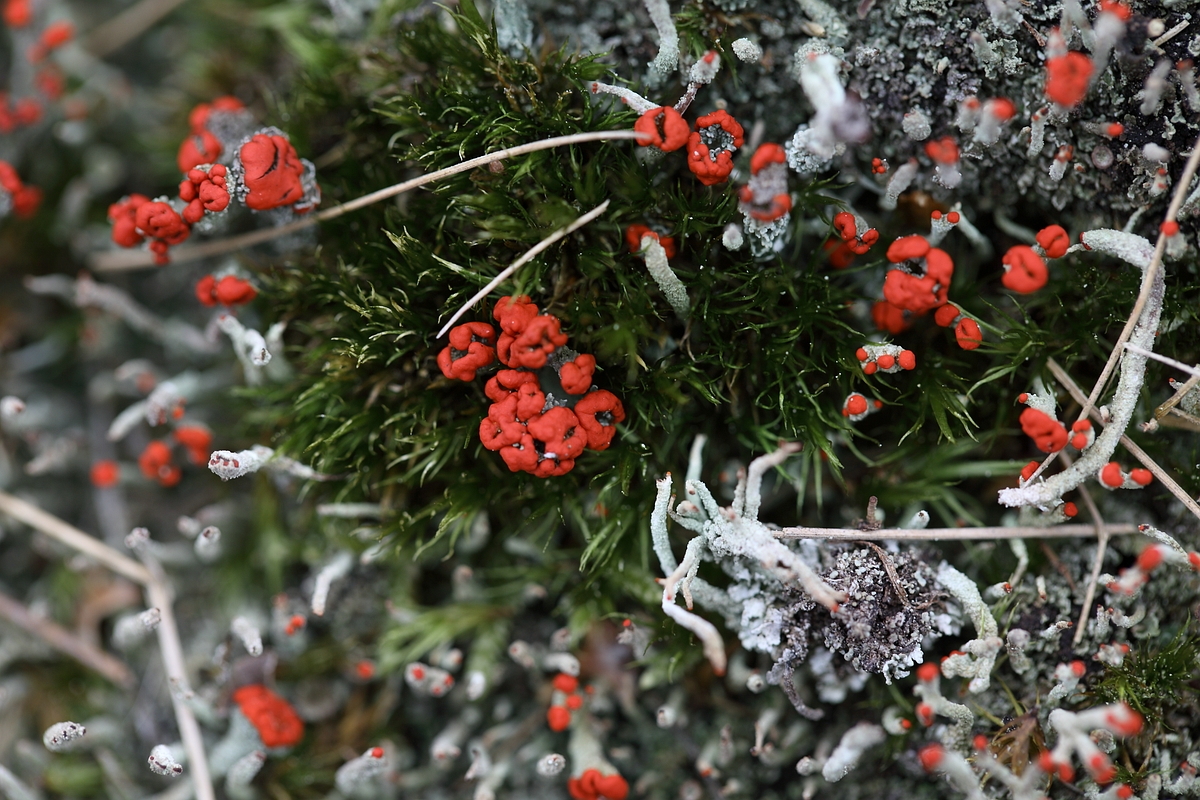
[1046, 358, 1200, 522]
[0, 589, 133, 687]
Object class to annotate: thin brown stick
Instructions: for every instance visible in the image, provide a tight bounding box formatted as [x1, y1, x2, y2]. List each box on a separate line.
[436, 200, 611, 338]
[1046, 358, 1200, 522]
[0, 491, 215, 800]
[0, 491, 151, 584]
[773, 522, 1139, 541]
[81, 0, 189, 57]
[1155, 372, 1200, 420]
[90, 130, 644, 272]
[1060, 451, 1108, 644]
[1124, 343, 1200, 378]
[0, 589, 133, 687]
[1076, 129, 1200, 423]
[142, 556, 214, 800]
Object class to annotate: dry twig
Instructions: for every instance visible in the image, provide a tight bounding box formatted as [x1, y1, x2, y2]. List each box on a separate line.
[436, 200, 611, 338]
[1058, 451, 1108, 644]
[90, 130, 643, 272]
[773, 523, 1139, 541]
[1046, 358, 1200, 522]
[1076, 130, 1200, 422]
[0, 589, 134, 687]
[0, 491, 215, 800]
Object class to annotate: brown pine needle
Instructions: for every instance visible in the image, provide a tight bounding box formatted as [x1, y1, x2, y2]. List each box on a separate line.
[1058, 450, 1108, 644]
[436, 200, 611, 338]
[1076, 129, 1200, 422]
[773, 522, 1139, 541]
[90, 130, 643, 272]
[0, 491, 215, 800]
[0, 589, 134, 687]
[1046, 358, 1200, 522]
[1155, 372, 1200, 420]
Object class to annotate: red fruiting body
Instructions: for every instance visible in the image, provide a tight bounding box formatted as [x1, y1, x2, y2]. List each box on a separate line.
[214, 275, 256, 305]
[231, 684, 305, 748]
[973, 735, 989, 751]
[871, 300, 909, 334]
[1130, 468, 1152, 486]
[1100, 461, 1123, 488]
[625, 224, 676, 259]
[898, 350, 916, 370]
[138, 441, 180, 486]
[1020, 460, 1039, 482]
[1099, 0, 1131, 19]
[174, 425, 213, 464]
[1162, 220, 1180, 236]
[239, 133, 306, 210]
[1036, 225, 1071, 258]
[371, 746, 384, 759]
[1137, 545, 1163, 572]
[1001, 245, 1049, 293]
[917, 744, 944, 772]
[1045, 52, 1094, 107]
[1107, 122, 1124, 137]
[573, 390, 625, 451]
[1104, 704, 1143, 736]
[750, 142, 787, 174]
[109, 194, 151, 247]
[923, 137, 959, 164]
[1063, 502, 1078, 517]
[136, 202, 190, 244]
[855, 348, 869, 362]
[876, 354, 895, 370]
[3, 0, 31, 26]
[988, 98, 1017, 120]
[90, 460, 120, 488]
[547, 705, 571, 732]
[1019, 408, 1068, 453]
[177, 129, 222, 173]
[560, 354, 597, 395]
[437, 321, 496, 381]
[567, 768, 629, 800]
[916, 663, 939, 682]
[843, 393, 869, 418]
[633, 106, 689, 152]
[934, 304, 960, 328]
[887, 234, 931, 263]
[195, 275, 218, 306]
[355, 660, 375, 679]
[686, 110, 744, 186]
[566, 693, 583, 710]
[1117, 786, 1133, 800]
[1089, 753, 1116, 784]
[955, 318, 982, 350]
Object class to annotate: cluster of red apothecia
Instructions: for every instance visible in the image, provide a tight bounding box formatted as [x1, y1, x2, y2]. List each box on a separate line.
[0, 159, 40, 218]
[90, 418, 212, 490]
[231, 684, 305, 748]
[1, 2, 73, 135]
[108, 96, 320, 264]
[438, 296, 625, 478]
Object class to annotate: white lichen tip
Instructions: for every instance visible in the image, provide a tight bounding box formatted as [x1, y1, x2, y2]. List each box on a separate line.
[311, 551, 354, 616]
[936, 563, 1000, 693]
[640, 234, 689, 319]
[0, 396, 25, 419]
[231, 616, 263, 657]
[43, 721, 86, 752]
[536, 753, 566, 776]
[148, 744, 184, 777]
[208, 445, 271, 480]
[731, 38, 762, 63]
[334, 747, 388, 795]
[822, 723, 886, 782]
